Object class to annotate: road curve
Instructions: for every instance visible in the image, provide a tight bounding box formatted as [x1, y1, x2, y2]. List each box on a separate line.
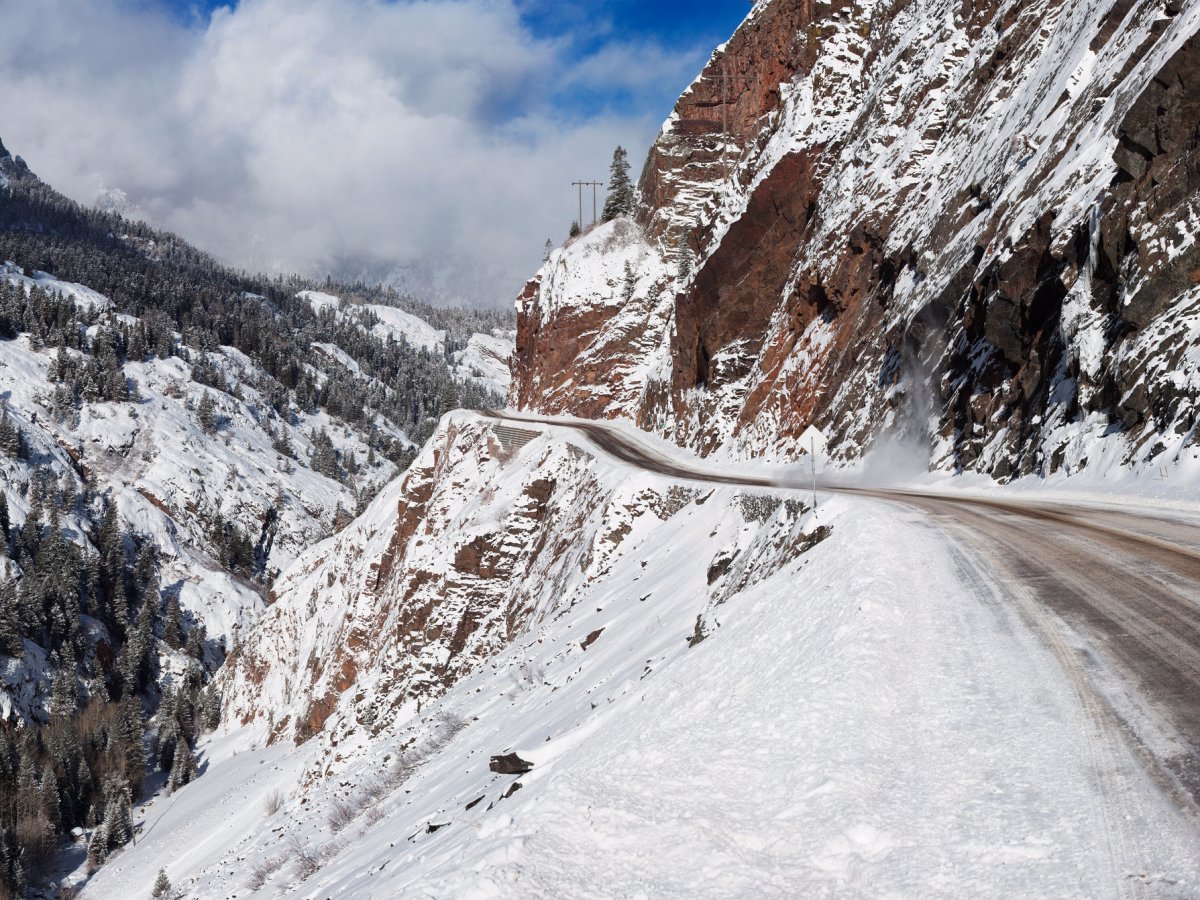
[488, 412, 1200, 814]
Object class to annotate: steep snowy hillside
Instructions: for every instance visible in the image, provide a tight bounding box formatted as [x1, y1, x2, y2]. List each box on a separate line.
[513, 0, 1200, 482]
[300, 288, 514, 395]
[0, 135, 513, 895]
[79, 413, 1200, 898]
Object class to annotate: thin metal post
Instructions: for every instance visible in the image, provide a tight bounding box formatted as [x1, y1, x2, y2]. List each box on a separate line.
[811, 436, 818, 510]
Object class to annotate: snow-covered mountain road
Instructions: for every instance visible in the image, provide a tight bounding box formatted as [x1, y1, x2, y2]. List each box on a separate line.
[490, 412, 1200, 818]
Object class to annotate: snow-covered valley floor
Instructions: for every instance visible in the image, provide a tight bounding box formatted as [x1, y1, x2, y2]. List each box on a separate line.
[77, 417, 1200, 899]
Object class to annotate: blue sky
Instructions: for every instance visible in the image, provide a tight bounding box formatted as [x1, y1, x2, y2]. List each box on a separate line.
[0, 0, 752, 305]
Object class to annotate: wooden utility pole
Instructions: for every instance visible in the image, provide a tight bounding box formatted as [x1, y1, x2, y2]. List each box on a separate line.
[589, 180, 602, 223]
[572, 180, 603, 227]
[703, 66, 760, 180]
[571, 180, 584, 230]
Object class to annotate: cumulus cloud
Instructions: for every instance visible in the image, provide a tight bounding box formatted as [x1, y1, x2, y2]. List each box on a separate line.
[0, 0, 714, 306]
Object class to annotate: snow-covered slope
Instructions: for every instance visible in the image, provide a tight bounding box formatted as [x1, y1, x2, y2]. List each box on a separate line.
[299, 286, 514, 392]
[452, 330, 514, 396]
[300, 288, 447, 353]
[80, 413, 1200, 897]
[0, 268, 405, 722]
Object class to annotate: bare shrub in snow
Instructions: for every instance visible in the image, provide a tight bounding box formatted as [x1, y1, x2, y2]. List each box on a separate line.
[361, 804, 384, 829]
[511, 660, 546, 691]
[429, 709, 467, 750]
[287, 834, 322, 881]
[263, 790, 283, 817]
[328, 797, 358, 833]
[360, 777, 387, 806]
[597, 216, 644, 253]
[246, 854, 286, 891]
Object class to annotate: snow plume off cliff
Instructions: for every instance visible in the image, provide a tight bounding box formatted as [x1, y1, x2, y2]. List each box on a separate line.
[513, 0, 1200, 485]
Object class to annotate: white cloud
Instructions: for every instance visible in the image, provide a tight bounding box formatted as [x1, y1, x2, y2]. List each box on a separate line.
[0, 0, 710, 306]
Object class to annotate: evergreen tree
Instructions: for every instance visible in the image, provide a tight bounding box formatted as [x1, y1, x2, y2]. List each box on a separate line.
[161, 595, 183, 650]
[677, 232, 693, 279]
[49, 649, 78, 719]
[199, 685, 221, 732]
[86, 775, 132, 869]
[0, 492, 8, 545]
[167, 739, 196, 794]
[152, 868, 173, 899]
[310, 428, 339, 480]
[568, 220, 581, 238]
[0, 581, 21, 657]
[602, 146, 635, 221]
[185, 621, 206, 662]
[196, 391, 217, 434]
[117, 695, 146, 798]
[0, 410, 24, 459]
[622, 261, 637, 302]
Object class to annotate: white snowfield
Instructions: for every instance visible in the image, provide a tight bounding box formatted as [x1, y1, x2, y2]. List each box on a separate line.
[79, 413, 1200, 899]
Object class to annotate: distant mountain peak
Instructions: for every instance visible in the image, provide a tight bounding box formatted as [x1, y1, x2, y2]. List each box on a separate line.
[0, 136, 35, 183]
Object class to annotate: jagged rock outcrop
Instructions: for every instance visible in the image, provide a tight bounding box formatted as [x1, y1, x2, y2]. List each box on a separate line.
[0, 137, 34, 184]
[513, 0, 1200, 478]
[219, 413, 826, 780]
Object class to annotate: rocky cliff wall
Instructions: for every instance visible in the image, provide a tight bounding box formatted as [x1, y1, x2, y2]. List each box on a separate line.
[513, 0, 1200, 478]
[218, 413, 824, 778]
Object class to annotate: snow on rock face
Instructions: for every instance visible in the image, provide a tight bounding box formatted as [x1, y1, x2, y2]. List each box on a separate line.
[218, 413, 822, 776]
[512, 0, 1200, 480]
[512, 218, 677, 420]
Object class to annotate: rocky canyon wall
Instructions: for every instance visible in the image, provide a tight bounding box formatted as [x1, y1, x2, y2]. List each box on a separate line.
[513, 0, 1200, 478]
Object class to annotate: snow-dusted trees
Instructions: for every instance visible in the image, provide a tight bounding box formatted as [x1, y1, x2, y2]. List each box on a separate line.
[152, 869, 173, 899]
[310, 428, 340, 480]
[0, 408, 25, 460]
[603, 146, 635, 221]
[167, 739, 197, 794]
[196, 391, 217, 434]
[152, 868, 184, 899]
[0, 582, 20, 656]
[161, 595, 183, 649]
[86, 775, 133, 869]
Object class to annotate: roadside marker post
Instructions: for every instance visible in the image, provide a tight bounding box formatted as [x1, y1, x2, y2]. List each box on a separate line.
[799, 425, 827, 512]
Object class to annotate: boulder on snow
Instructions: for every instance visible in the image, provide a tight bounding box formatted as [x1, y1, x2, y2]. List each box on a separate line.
[489, 753, 534, 775]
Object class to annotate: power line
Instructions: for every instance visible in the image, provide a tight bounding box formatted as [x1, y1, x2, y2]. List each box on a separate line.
[571, 180, 604, 228]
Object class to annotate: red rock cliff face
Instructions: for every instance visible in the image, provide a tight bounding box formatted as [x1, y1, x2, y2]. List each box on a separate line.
[512, 0, 1200, 477]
